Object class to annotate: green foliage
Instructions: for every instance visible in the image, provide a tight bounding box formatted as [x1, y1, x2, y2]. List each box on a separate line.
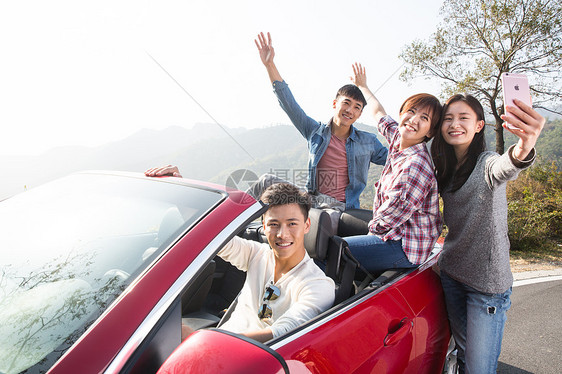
[535, 120, 562, 167]
[507, 159, 562, 258]
[486, 119, 562, 168]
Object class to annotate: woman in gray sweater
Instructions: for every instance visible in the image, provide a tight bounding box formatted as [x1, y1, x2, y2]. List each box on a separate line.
[431, 94, 545, 373]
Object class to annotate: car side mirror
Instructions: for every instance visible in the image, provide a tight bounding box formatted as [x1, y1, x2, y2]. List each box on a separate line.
[157, 329, 289, 374]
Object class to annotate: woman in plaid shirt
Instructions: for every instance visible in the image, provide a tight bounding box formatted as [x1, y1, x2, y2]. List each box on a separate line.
[344, 63, 442, 273]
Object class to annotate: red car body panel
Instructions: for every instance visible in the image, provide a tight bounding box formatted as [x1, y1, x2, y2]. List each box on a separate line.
[156, 330, 287, 374]
[274, 261, 450, 373]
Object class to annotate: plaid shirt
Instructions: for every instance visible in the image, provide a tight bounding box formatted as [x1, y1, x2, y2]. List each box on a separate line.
[368, 116, 442, 264]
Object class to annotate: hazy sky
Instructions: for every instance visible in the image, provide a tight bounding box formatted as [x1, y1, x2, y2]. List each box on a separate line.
[1, 0, 445, 156]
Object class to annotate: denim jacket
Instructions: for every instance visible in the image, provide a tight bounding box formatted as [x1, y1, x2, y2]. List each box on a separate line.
[273, 80, 388, 209]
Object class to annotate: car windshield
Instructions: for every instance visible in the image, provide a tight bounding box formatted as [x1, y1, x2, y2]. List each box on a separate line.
[0, 173, 224, 374]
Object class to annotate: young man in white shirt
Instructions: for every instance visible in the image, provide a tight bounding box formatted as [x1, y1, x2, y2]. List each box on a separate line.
[182, 183, 335, 343]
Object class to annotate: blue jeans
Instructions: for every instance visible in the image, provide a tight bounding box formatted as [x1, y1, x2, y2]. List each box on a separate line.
[440, 272, 512, 374]
[343, 235, 415, 273]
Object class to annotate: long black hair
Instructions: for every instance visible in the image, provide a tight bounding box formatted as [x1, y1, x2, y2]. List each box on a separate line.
[431, 94, 487, 193]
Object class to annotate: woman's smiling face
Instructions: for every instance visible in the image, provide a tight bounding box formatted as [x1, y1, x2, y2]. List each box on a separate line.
[398, 105, 433, 149]
[440, 101, 485, 156]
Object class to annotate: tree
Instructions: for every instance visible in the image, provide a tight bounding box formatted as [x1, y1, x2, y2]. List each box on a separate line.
[400, 0, 562, 153]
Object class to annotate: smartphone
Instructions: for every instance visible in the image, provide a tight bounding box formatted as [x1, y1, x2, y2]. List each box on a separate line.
[501, 72, 531, 129]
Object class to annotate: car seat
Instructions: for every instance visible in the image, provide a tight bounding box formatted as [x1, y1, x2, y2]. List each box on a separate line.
[337, 208, 372, 237]
[181, 260, 221, 330]
[305, 209, 363, 305]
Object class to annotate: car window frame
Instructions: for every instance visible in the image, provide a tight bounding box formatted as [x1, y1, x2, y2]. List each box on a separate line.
[104, 199, 266, 373]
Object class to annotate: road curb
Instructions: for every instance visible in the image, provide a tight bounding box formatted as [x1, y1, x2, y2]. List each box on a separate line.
[513, 268, 562, 287]
[513, 268, 562, 281]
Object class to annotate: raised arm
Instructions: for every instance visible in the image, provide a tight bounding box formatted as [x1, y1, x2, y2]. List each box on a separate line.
[255, 32, 320, 139]
[351, 63, 387, 123]
[255, 32, 283, 83]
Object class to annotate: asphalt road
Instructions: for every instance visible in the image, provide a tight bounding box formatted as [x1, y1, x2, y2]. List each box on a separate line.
[498, 278, 562, 374]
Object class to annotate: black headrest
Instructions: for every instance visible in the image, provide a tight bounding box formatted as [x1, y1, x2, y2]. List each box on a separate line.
[338, 208, 371, 236]
[304, 208, 332, 261]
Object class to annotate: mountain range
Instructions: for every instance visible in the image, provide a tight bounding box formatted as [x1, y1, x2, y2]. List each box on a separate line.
[0, 122, 387, 203]
[3, 117, 559, 206]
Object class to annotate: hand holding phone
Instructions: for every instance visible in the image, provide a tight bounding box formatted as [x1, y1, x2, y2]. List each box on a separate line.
[501, 72, 531, 130]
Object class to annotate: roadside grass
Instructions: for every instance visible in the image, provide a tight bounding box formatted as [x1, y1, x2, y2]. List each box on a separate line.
[510, 239, 562, 271]
[507, 159, 562, 271]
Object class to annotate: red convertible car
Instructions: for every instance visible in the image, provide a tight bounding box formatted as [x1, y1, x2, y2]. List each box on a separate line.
[0, 171, 453, 374]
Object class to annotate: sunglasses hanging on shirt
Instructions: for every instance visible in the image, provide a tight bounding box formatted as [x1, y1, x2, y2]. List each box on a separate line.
[258, 283, 280, 320]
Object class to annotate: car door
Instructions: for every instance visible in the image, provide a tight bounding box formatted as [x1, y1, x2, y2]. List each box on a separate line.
[272, 283, 417, 374]
[390, 265, 450, 373]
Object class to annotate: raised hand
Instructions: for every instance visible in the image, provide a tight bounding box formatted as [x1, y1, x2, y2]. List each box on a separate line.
[501, 99, 545, 160]
[350, 62, 386, 122]
[255, 32, 275, 66]
[351, 62, 368, 88]
[254, 32, 282, 83]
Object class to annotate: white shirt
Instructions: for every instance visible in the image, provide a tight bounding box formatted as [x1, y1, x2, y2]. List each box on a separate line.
[218, 236, 335, 338]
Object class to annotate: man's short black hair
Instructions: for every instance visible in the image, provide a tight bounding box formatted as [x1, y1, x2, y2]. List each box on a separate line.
[260, 183, 312, 220]
[335, 84, 367, 108]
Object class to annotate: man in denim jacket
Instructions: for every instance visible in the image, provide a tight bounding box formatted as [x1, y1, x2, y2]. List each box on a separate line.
[254, 32, 388, 211]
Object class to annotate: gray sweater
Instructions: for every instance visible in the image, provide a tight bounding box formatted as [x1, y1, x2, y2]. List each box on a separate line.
[439, 145, 535, 294]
